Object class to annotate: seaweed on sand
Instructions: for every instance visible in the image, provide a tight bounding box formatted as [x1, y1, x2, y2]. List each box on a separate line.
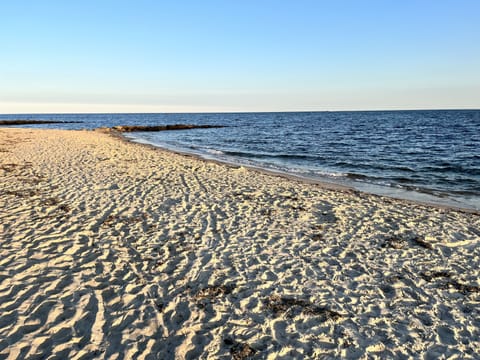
[420, 271, 480, 294]
[194, 284, 235, 301]
[223, 338, 257, 360]
[264, 295, 342, 321]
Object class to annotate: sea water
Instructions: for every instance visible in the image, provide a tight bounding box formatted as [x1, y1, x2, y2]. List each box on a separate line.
[1, 110, 479, 210]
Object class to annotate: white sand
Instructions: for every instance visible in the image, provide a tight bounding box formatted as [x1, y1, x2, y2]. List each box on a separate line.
[0, 127, 479, 359]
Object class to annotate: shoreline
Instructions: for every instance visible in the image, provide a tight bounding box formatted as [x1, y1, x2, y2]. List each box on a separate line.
[1, 110, 478, 213]
[1, 127, 479, 358]
[117, 129, 480, 215]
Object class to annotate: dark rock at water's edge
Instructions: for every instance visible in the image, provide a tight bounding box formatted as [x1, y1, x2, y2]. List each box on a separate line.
[0, 120, 83, 125]
[111, 124, 225, 132]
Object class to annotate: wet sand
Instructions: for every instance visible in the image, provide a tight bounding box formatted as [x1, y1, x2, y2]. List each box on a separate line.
[1, 127, 479, 359]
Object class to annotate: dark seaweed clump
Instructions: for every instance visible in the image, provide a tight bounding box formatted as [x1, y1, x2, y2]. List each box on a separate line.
[264, 295, 342, 321]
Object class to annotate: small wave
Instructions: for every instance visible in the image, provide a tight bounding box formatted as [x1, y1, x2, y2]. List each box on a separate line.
[217, 150, 320, 161]
[346, 173, 369, 180]
[320, 171, 349, 178]
[391, 176, 417, 183]
[394, 166, 417, 173]
[204, 149, 226, 155]
[423, 164, 480, 175]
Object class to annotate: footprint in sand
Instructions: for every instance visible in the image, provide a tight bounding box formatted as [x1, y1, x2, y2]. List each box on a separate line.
[437, 325, 457, 346]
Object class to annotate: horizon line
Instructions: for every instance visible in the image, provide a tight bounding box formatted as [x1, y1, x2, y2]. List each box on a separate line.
[1, 107, 479, 116]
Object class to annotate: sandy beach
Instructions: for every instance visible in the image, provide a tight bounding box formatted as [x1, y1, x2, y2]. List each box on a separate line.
[0, 127, 479, 359]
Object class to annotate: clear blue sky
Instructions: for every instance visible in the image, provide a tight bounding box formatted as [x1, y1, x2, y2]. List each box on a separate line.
[1, 0, 479, 113]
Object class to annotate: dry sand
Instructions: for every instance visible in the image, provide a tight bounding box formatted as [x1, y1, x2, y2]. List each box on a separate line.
[0, 127, 479, 359]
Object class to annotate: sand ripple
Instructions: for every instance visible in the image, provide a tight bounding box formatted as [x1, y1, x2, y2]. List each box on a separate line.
[1, 128, 479, 359]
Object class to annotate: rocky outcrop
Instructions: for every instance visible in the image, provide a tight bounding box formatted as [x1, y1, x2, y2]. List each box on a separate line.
[111, 124, 224, 132]
[0, 120, 82, 125]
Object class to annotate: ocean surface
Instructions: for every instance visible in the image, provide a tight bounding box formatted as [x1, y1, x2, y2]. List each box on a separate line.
[1, 110, 479, 210]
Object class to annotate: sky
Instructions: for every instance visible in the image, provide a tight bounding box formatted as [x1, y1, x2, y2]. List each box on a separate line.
[0, 0, 479, 113]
